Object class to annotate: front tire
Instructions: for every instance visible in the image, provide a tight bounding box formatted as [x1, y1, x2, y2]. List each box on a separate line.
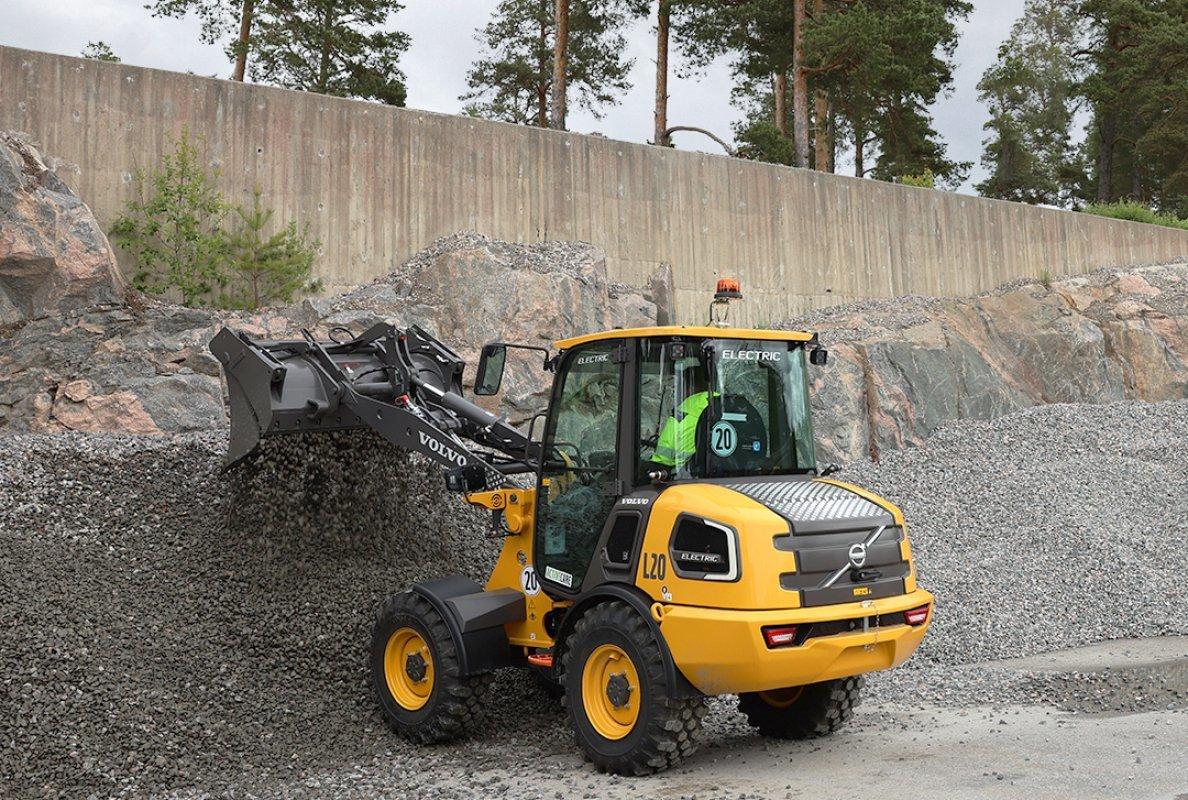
[738, 676, 863, 739]
[370, 591, 492, 743]
[561, 601, 705, 775]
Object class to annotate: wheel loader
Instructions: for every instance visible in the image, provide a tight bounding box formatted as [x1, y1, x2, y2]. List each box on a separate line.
[210, 279, 933, 775]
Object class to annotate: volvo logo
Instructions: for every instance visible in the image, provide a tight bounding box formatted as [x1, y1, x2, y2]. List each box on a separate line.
[847, 542, 868, 569]
[418, 431, 468, 466]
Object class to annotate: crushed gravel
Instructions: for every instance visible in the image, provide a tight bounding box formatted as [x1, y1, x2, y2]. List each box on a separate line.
[852, 400, 1188, 708]
[2, 400, 1185, 798]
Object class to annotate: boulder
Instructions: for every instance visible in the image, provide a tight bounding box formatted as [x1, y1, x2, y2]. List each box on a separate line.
[0, 132, 125, 325]
[320, 231, 658, 419]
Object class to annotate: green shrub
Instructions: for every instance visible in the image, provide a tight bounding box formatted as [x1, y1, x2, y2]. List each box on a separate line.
[220, 189, 322, 310]
[1084, 200, 1188, 231]
[899, 170, 936, 189]
[110, 130, 229, 306]
[111, 131, 320, 309]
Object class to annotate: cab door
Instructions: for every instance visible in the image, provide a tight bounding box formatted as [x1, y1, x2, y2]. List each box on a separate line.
[534, 340, 625, 593]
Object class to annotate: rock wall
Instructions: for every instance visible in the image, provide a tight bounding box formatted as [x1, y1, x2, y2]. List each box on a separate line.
[0, 132, 125, 326]
[796, 265, 1188, 463]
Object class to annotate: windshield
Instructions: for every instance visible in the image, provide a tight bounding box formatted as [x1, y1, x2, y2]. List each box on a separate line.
[636, 338, 816, 482]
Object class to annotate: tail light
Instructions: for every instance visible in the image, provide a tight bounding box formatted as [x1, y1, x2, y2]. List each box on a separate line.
[904, 605, 930, 626]
[762, 625, 799, 648]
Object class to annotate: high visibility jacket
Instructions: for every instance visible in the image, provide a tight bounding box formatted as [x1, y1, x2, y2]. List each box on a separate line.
[651, 391, 710, 467]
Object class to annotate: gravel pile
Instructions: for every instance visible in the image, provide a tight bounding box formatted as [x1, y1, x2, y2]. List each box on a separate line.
[327, 231, 609, 314]
[0, 430, 512, 799]
[2, 401, 1185, 797]
[851, 400, 1188, 706]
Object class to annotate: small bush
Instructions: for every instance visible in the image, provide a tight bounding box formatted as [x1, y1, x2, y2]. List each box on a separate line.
[1084, 200, 1188, 231]
[220, 189, 321, 310]
[110, 131, 320, 309]
[899, 170, 936, 189]
[110, 130, 229, 306]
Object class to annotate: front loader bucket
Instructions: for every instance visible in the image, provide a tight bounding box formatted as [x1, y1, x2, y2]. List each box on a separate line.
[208, 323, 532, 487]
[209, 327, 372, 466]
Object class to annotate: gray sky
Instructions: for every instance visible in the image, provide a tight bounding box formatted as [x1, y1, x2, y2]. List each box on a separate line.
[0, 0, 1026, 194]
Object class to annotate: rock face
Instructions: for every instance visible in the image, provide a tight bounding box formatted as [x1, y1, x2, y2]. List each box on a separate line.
[0, 132, 125, 325]
[792, 264, 1188, 464]
[0, 232, 658, 435]
[319, 232, 661, 419]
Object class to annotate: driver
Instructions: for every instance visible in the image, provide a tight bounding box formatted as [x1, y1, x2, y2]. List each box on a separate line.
[649, 360, 711, 470]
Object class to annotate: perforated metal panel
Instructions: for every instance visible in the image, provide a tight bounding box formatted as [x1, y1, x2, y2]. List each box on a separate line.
[727, 480, 887, 526]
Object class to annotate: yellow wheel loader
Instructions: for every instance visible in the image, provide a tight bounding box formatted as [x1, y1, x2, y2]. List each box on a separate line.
[210, 280, 933, 775]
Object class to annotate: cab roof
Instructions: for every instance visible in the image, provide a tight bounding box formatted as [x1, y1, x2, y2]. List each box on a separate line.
[554, 325, 815, 350]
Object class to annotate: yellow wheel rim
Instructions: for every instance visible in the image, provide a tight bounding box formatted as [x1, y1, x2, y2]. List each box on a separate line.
[581, 643, 641, 740]
[759, 686, 803, 709]
[383, 627, 434, 711]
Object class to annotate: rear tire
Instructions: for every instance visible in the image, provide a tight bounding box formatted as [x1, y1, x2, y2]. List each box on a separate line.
[738, 676, 863, 739]
[561, 601, 705, 775]
[370, 591, 492, 743]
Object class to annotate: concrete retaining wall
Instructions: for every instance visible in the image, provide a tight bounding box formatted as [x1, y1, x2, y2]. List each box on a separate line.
[3, 45, 1186, 324]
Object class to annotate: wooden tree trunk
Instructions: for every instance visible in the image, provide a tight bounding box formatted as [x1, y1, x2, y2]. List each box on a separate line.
[654, 0, 671, 146]
[811, 0, 829, 171]
[318, 4, 333, 92]
[550, 0, 570, 130]
[1096, 114, 1115, 203]
[814, 88, 831, 171]
[537, 15, 550, 127]
[854, 124, 865, 177]
[791, 0, 809, 168]
[233, 0, 254, 82]
[774, 73, 788, 137]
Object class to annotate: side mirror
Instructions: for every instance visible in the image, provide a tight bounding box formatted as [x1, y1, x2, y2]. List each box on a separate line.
[474, 343, 507, 395]
[809, 347, 829, 366]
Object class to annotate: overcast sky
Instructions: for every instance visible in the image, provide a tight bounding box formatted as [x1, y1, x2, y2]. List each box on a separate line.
[0, 0, 1026, 193]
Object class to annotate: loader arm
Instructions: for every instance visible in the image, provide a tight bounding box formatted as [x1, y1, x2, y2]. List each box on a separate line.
[210, 323, 539, 490]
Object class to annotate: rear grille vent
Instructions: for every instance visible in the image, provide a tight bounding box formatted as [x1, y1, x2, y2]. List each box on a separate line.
[775, 525, 909, 607]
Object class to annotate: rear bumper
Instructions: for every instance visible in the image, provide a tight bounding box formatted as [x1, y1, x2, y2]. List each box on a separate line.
[658, 588, 933, 696]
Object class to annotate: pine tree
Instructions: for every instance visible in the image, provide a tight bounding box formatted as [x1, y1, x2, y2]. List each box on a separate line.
[675, 0, 799, 149]
[462, 0, 634, 127]
[250, 0, 411, 105]
[702, 0, 970, 184]
[1075, 0, 1187, 213]
[222, 189, 321, 310]
[110, 131, 230, 306]
[977, 0, 1083, 205]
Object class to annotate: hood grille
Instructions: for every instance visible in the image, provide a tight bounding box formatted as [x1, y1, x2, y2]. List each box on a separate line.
[726, 480, 893, 534]
[723, 479, 908, 608]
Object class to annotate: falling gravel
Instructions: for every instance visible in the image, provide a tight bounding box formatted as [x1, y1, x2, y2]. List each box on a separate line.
[2, 401, 1186, 798]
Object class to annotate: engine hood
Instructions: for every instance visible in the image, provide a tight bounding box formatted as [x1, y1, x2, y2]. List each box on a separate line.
[721, 478, 897, 534]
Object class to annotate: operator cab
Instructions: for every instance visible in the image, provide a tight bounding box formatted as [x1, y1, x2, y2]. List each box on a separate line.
[473, 281, 830, 597]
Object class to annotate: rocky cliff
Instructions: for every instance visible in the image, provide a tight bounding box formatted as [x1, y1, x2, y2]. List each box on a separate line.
[0, 131, 125, 326]
[798, 266, 1188, 463]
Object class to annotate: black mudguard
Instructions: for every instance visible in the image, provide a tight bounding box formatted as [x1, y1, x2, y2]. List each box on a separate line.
[411, 575, 525, 675]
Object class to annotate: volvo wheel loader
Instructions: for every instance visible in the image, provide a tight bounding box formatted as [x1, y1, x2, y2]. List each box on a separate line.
[210, 280, 933, 775]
